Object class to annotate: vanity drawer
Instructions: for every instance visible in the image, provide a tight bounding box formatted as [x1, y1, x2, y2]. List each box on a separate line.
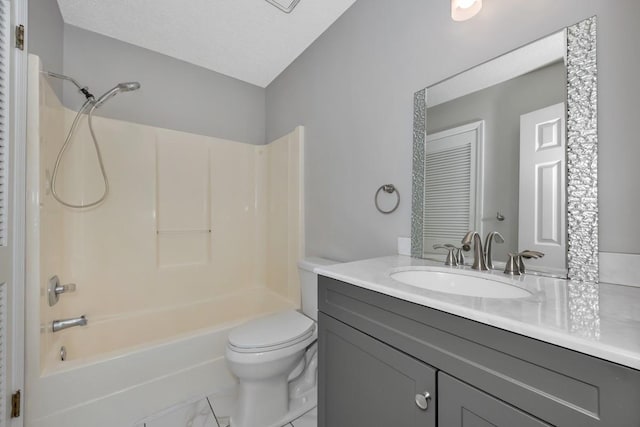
[319, 276, 640, 427]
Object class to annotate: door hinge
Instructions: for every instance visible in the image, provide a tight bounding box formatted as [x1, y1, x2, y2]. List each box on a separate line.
[10, 390, 21, 418]
[15, 24, 24, 51]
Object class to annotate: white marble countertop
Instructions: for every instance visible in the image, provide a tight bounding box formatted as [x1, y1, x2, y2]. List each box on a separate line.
[315, 255, 640, 370]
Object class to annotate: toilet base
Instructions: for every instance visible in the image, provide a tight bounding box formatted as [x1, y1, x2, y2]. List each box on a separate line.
[235, 386, 316, 427]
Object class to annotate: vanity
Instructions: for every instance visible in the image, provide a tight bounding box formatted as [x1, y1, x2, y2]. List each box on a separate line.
[317, 15, 640, 427]
[316, 257, 640, 426]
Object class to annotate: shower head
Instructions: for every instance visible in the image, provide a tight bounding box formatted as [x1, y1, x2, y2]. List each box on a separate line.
[93, 81, 141, 109]
[118, 82, 141, 92]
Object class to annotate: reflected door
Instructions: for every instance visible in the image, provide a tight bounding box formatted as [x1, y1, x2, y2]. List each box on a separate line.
[519, 103, 566, 273]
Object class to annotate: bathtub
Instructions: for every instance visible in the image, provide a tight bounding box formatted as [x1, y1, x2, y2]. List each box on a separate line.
[26, 289, 295, 427]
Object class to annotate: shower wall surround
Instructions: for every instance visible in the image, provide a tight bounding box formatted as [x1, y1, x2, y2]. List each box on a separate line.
[28, 56, 304, 371]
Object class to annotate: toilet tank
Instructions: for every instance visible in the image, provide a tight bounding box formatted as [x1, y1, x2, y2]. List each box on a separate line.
[298, 257, 338, 321]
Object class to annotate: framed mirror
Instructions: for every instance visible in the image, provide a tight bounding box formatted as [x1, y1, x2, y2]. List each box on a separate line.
[412, 17, 598, 282]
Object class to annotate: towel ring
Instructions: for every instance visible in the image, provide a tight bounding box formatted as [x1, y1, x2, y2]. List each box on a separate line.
[375, 184, 400, 214]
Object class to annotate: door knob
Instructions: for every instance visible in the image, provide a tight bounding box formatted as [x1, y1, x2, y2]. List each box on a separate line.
[415, 391, 431, 410]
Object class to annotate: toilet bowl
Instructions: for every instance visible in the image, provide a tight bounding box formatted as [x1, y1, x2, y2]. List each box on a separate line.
[226, 257, 337, 427]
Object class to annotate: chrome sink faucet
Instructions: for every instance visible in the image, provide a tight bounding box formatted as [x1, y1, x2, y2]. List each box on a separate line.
[484, 231, 505, 270]
[461, 231, 488, 271]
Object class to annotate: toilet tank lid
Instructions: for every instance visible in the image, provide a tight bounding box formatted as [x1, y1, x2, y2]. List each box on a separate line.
[298, 257, 338, 272]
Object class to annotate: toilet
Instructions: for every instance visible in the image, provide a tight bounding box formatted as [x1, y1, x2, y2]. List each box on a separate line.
[226, 257, 337, 427]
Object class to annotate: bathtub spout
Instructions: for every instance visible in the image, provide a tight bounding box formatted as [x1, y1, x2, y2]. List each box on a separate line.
[52, 315, 88, 333]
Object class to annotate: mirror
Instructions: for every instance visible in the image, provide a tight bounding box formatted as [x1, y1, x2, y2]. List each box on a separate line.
[412, 17, 598, 282]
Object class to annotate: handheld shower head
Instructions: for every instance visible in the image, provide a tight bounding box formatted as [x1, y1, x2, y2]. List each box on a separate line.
[93, 81, 141, 108]
[118, 82, 141, 92]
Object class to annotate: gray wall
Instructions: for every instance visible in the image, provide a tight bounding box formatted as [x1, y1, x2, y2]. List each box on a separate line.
[266, 0, 640, 260]
[28, 0, 64, 98]
[63, 25, 266, 145]
[427, 62, 566, 262]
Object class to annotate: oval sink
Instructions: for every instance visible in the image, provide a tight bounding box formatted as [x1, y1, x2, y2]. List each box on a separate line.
[390, 269, 531, 299]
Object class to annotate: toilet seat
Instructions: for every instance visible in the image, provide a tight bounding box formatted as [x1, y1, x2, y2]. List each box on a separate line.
[228, 310, 315, 354]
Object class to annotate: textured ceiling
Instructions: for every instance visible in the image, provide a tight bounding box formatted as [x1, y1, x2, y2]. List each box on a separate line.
[56, 0, 357, 87]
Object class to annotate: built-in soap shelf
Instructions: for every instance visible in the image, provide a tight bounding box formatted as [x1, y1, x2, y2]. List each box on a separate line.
[156, 229, 212, 234]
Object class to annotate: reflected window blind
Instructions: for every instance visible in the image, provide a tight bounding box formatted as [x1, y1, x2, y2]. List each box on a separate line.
[0, 1, 7, 248]
[423, 143, 473, 244]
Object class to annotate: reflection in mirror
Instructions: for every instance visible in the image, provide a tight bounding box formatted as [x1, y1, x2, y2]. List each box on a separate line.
[413, 17, 599, 282]
[422, 30, 567, 276]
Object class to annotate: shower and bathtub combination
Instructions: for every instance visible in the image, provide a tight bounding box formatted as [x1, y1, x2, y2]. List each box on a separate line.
[24, 54, 313, 427]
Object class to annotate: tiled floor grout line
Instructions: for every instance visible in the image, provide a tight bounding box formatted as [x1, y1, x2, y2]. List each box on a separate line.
[206, 396, 222, 427]
[137, 391, 316, 426]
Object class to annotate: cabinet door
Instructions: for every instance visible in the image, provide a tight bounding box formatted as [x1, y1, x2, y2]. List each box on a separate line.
[438, 372, 551, 427]
[318, 313, 436, 427]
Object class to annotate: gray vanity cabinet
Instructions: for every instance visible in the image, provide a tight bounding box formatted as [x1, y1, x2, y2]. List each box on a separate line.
[318, 276, 640, 427]
[318, 312, 436, 426]
[438, 373, 551, 427]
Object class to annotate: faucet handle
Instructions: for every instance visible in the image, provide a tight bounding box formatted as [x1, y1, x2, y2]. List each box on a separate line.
[433, 244, 458, 266]
[515, 250, 545, 274]
[48, 276, 78, 307]
[444, 244, 465, 265]
[518, 250, 545, 259]
[504, 253, 521, 275]
[56, 283, 77, 293]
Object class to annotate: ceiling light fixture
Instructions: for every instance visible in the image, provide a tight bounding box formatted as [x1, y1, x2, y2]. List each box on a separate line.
[265, 0, 302, 14]
[451, 0, 482, 21]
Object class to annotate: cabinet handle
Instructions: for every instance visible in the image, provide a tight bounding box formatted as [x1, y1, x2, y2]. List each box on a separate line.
[415, 391, 431, 410]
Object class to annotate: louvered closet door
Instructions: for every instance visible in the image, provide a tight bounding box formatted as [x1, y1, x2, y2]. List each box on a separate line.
[0, 1, 14, 426]
[424, 122, 483, 253]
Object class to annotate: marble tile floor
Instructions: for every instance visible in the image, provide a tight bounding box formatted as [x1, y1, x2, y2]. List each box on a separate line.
[135, 391, 317, 427]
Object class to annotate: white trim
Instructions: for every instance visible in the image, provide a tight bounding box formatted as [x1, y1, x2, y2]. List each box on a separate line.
[10, 0, 27, 425]
[297, 126, 305, 260]
[599, 252, 640, 288]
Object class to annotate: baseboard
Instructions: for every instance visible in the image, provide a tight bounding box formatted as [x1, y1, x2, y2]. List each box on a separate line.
[599, 252, 640, 287]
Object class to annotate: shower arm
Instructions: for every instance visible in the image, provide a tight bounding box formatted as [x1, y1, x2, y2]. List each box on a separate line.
[44, 71, 95, 101]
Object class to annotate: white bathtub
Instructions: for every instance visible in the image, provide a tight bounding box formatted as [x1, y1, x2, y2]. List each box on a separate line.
[26, 289, 295, 427]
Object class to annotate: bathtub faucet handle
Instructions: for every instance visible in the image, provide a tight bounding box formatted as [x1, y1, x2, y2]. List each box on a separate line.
[48, 275, 77, 307]
[57, 283, 77, 293]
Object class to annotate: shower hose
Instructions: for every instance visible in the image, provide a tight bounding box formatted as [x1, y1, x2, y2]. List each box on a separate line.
[50, 99, 110, 209]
